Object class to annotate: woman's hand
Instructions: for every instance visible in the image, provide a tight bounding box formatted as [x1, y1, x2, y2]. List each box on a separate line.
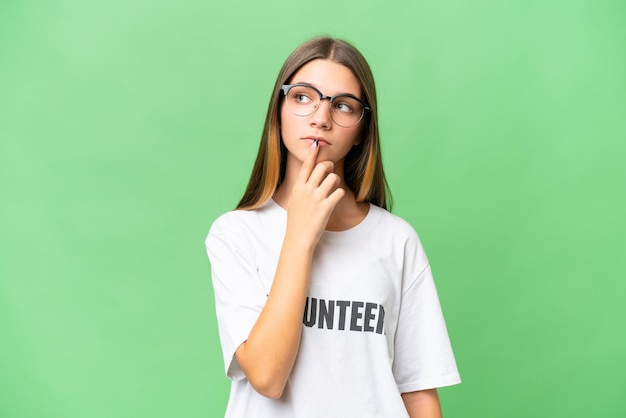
[286, 140, 345, 250]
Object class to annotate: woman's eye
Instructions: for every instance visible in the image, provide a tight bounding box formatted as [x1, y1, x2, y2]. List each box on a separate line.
[335, 102, 354, 113]
[294, 94, 311, 104]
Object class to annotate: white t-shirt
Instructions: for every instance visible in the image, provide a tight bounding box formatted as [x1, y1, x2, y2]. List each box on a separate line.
[206, 200, 460, 417]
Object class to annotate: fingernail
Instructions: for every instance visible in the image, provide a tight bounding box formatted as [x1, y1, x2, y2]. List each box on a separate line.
[314, 139, 319, 147]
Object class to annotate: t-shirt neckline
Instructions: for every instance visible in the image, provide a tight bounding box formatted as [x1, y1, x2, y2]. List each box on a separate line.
[267, 198, 380, 243]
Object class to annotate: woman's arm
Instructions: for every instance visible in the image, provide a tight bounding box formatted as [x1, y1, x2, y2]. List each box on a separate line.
[402, 389, 442, 418]
[234, 142, 344, 399]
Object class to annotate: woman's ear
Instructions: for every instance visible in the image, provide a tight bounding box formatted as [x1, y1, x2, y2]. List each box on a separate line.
[355, 127, 367, 146]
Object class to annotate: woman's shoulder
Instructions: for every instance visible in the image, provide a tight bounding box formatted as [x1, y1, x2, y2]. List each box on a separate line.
[370, 205, 421, 239]
[208, 200, 283, 237]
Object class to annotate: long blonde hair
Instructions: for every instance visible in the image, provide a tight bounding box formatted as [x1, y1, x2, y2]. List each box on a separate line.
[237, 36, 391, 210]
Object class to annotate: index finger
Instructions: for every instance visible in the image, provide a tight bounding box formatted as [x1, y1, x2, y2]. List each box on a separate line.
[296, 140, 320, 183]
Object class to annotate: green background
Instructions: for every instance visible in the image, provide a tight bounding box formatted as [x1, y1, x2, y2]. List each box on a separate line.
[1, 0, 625, 417]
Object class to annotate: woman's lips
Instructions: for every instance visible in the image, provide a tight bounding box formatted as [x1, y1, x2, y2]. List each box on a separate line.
[303, 137, 329, 146]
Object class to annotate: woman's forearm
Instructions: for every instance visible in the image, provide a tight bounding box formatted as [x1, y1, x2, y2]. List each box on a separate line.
[234, 230, 314, 398]
[234, 142, 343, 399]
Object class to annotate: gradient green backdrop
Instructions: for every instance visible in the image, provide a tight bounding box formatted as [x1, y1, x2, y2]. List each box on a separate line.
[1, 0, 625, 417]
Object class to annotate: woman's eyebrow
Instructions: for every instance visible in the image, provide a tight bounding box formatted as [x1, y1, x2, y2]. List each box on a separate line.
[290, 81, 361, 98]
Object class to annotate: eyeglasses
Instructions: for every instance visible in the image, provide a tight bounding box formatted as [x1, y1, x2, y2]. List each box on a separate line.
[281, 83, 370, 128]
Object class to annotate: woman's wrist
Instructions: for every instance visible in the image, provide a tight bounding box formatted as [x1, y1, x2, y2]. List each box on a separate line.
[283, 229, 318, 254]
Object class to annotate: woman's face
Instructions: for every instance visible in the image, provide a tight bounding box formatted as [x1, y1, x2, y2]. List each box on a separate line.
[280, 59, 364, 174]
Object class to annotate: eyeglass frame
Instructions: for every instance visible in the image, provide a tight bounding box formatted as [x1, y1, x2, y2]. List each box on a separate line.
[280, 83, 371, 127]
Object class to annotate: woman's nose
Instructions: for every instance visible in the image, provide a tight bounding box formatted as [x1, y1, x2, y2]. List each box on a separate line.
[309, 99, 332, 129]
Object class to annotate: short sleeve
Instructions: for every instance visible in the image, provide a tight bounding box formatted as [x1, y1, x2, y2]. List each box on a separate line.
[392, 254, 461, 392]
[205, 215, 268, 381]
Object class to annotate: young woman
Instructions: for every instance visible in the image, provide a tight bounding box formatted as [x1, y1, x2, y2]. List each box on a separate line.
[206, 36, 460, 417]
